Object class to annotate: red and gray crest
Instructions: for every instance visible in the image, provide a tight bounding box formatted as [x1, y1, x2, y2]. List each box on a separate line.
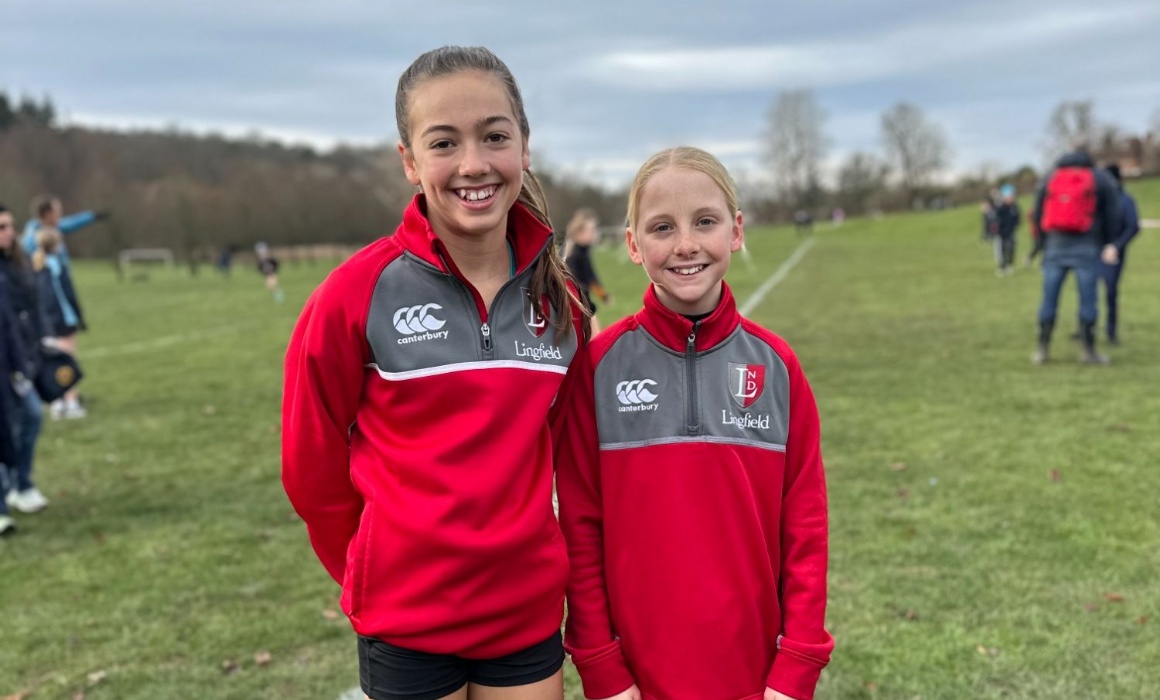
[522, 288, 548, 338]
[728, 362, 765, 408]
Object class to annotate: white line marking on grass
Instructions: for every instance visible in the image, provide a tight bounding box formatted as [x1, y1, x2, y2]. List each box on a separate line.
[739, 238, 817, 317]
[1141, 219, 1160, 229]
[84, 321, 261, 359]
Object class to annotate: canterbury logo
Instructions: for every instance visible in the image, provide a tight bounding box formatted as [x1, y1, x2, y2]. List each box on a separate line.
[616, 379, 658, 405]
[393, 304, 446, 335]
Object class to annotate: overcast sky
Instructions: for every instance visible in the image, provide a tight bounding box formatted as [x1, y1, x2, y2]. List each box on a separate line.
[4, 0, 1158, 188]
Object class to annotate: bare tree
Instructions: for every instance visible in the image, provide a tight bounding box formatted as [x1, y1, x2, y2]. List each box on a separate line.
[1042, 100, 1096, 162]
[880, 102, 950, 201]
[763, 89, 829, 209]
[835, 151, 888, 215]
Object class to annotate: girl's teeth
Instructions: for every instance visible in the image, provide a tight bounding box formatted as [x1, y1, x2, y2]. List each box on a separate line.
[457, 187, 495, 202]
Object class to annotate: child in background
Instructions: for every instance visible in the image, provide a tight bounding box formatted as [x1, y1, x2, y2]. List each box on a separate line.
[254, 242, 283, 303]
[557, 146, 832, 700]
[564, 208, 611, 335]
[33, 227, 86, 420]
[282, 46, 588, 700]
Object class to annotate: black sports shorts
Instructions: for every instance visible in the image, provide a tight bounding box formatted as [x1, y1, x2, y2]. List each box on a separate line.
[358, 631, 564, 700]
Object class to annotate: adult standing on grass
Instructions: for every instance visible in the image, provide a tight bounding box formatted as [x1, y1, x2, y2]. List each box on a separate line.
[282, 46, 589, 700]
[1030, 146, 1121, 365]
[0, 204, 51, 514]
[1097, 164, 1140, 346]
[0, 204, 32, 535]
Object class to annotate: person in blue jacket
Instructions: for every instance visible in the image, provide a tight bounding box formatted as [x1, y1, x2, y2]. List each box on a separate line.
[1098, 164, 1140, 345]
[21, 195, 107, 262]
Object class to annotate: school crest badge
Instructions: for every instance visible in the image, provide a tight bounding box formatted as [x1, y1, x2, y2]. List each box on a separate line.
[522, 288, 548, 338]
[728, 363, 765, 408]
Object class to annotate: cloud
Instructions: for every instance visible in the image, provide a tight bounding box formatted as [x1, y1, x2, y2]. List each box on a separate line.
[583, 3, 1157, 91]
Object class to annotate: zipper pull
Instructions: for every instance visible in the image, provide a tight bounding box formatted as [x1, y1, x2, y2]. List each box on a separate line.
[481, 322, 493, 352]
[687, 323, 699, 353]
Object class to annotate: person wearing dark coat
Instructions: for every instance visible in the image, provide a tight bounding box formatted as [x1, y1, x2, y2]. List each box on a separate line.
[0, 204, 33, 533]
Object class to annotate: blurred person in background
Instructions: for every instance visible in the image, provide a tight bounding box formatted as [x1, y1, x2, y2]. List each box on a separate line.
[993, 184, 1021, 275]
[564, 208, 611, 335]
[0, 204, 50, 513]
[1030, 146, 1121, 365]
[32, 228, 86, 418]
[980, 197, 998, 243]
[254, 242, 284, 303]
[1096, 164, 1140, 345]
[21, 195, 107, 265]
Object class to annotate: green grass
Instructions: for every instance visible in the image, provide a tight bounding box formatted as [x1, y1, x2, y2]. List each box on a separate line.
[2, 179, 1157, 699]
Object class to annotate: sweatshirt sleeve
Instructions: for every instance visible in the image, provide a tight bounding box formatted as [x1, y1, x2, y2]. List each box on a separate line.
[1113, 195, 1140, 251]
[556, 347, 637, 699]
[58, 211, 97, 235]
[766, 354, 833, 700]
[282, 271, 370, 584]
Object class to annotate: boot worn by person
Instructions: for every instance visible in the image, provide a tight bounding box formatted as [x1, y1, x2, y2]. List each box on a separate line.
[1032, 321, 1053, 365]
[1080, 323, 1110, 365]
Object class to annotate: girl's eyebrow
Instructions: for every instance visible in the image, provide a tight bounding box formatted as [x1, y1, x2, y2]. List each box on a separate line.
[420, 115, 514, 139]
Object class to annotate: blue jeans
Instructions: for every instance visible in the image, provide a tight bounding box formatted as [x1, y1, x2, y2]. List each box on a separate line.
[1038, 259, 1098, 326]
[1100, 259, 1124, 339]
[11, 388, 42, 492]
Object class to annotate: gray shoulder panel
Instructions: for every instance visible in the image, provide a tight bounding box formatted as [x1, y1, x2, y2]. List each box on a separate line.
[594, 326, 789, 449]
[367, 253, 576, 376]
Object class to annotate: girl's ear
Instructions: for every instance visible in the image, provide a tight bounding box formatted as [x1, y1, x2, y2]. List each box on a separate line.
[730, 210, 745, 252]
[625, 227, 644, 265]
[398, 141, 421, 187]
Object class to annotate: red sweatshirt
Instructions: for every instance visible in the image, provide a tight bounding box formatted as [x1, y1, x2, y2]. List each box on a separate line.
[283, 195, 581, 658]
[557, 283, 832, 700]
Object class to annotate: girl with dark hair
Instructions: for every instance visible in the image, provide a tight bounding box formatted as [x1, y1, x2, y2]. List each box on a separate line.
[0, 203, 49, 519]
[282, 46, 589, 700]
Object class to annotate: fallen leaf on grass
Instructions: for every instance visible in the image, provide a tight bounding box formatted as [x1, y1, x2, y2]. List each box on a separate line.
[890, 462, 907, 472]
[87, 670, 107, 685]
[321, 609, 340, 620]
[1103, 592, 1124, 603]
[1049, 469, 1062, 482]
[904, 609, 919, 621]
[203, 405, 217, 415]
[254, 651, 272, 666]
[896, 488, 909, 499]
[221, 659, 239, 675]
[3, 691, 33, 700]
[1138, 616, 1149, 625]
[72, 693, 85, 700]
[1083, 602, 1099, 612]
[863, 681, 878, 691]
[1107, 423, 1132, 433]
[976, 645, 999, 657]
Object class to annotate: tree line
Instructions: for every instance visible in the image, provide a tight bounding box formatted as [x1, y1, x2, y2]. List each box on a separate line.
[759, 92, 1160, 220]
[1, 90, 1157, 265]
[0, 92, 626, 265]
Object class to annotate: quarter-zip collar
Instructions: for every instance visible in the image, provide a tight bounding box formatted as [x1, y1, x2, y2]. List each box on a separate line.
[637, 281, 740, 353]
[396, 193, 553, 276]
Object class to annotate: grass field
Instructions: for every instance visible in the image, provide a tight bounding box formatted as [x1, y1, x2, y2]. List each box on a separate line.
[2, 179, 1157, 699]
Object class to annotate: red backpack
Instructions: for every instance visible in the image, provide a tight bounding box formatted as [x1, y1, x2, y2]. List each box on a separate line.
[1041, 166, 1096, 234]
